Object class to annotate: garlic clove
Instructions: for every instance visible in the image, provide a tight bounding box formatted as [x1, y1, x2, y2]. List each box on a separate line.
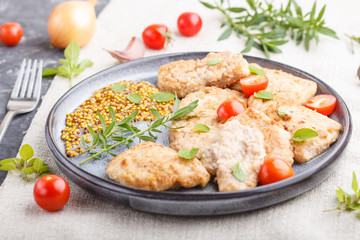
[105, 37, 145, 63]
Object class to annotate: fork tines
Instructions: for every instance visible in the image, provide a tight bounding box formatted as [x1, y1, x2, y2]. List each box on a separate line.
[11, 59, 43, 99]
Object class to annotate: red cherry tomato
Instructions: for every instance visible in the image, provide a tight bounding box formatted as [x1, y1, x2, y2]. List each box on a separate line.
[33, 175, 70, 211]
[142, 24, 171, 50]
[177, 12, 202, 37]
[217, 99, 246, 121]
[240, 75, 269, 96]
[305, 94, 336, 116]
[0, 22, 23, 46]
[258, 158, 294, 185]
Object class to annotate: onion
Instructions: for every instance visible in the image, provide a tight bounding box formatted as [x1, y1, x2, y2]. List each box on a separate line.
[48, 0, 97, 48]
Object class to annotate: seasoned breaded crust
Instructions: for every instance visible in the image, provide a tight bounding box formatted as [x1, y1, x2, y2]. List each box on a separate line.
[284, 106, 342, 163]
[242, 64, 317, 110]
[169, 87, 248, 157]
[202, 120, 266, 191]
[230, 108, 294, 165]
[105, 142, 210, 191]
[157, 51, 250, 97]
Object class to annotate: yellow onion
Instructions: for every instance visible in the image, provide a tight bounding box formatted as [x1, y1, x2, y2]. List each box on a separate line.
[48, 0, 97, 48]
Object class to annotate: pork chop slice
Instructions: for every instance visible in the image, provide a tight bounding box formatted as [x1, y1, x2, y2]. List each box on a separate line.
[105, 142, 210, 191]
[169, 87, 247, 158]
[158, 51, 250, 98]
[202, 120, 266, 192]
[230, 108, 294, 165]
[283, 106, 342, 163]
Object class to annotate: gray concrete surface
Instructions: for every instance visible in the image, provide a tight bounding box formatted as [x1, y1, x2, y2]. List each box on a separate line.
[0, 0, 109, 184]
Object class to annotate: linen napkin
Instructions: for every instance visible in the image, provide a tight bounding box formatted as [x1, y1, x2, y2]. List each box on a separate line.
[1, 0, 360, 239]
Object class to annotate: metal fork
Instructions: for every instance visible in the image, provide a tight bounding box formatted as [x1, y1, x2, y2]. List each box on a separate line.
[0, 59, 43, 144]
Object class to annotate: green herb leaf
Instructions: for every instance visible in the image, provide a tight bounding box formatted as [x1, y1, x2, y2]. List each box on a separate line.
[249, 65, 266, 76]
[39, 165, 49, 174]
[127, 93, 142, 104]
[139, 135, 156, 142]
[19, 144, 34, 161]
[33, 158, 43, 172]
[0, 158, 17, 166]
[254, 90, 274, 100]
[206, 58, 223, 66]
[336, 187, 345, 203]
[22, 167, 34, 174]
[77, 59, 93, 69]
[199, 1, 216, 9]
[231, 162, 246, 182]
[178, 148, 199, 160]
[149, 108, 161, 119]
[0, 162, 16, 171]
[218, 28, 232, 41]
[193, 124, 210, 132]
[97, 112, 107, 132]
[353, 171, 358, 194]
[109, 106, 117, 122]
[42, 67, 59, 77]
[64, 40, 80, 66]
[111, 84, 127, 92]
[170, 100, 198, 120]
[149, 92, 175, 102]
[277, 107, 291, 118]
[292, 128, 318, 142]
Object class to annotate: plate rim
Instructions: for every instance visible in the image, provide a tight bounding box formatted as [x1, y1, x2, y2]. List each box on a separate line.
[45, 51, 352, 201]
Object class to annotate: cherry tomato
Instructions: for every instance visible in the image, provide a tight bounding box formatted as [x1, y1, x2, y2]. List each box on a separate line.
[177, 12, 202, 37]
[258, 158, 294, 185]
[305, 94, 336, 116]
[217, 99, 246, 121]
[142, 24, 171, 50]
[33, 175, 70, 211]
[0, 22, 23, 46]
[240, 75, 269, 96]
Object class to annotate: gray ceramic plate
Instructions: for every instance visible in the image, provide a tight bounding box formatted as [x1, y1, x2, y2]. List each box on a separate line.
[45, 52, 352, 216]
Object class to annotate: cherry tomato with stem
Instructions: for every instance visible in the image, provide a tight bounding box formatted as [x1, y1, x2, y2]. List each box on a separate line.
[142, 24, 171, 50]
[217, 99, 246, 121]
[240, 75, 269, 96]
[258, 158, 294, 185]
[33, 175, 70, 211]
[177, 12, 202, 37]
[0, 22, 23, 46]
[305, 94, 336, 116]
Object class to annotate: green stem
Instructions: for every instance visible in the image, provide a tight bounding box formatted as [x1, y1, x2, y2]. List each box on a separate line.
[78, 127, 151, 166]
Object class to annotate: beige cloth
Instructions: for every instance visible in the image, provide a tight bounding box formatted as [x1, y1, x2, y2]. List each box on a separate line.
[1, 0, 360, 239]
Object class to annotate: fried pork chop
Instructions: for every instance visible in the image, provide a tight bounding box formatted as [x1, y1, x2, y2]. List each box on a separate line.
[283, 106, 342, 163]
[234, 64, 317, 111]
[202, 120, 266, 192]
[105, 142, 210, 191]
[169, 87, 247, 157]
[230, 108, 294, 165]
[157, 51, 251, 98]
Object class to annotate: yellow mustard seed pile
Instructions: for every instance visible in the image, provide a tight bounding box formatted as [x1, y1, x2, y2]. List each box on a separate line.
[61, 80, 174, 157]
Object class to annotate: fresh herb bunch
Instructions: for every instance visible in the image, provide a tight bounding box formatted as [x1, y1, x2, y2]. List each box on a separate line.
[326, 172, 360, 217]
[0, 144, 51, 182]
[200, 0, 338, 58]
[42, 40, 93, 87]
[78, 97, 198, 166]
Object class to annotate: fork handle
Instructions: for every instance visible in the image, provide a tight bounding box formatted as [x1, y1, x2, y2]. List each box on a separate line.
[0, 111, 17, 144]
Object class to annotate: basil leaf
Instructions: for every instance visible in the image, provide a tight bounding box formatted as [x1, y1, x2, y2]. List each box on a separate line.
[336, 187, 345, 203]
[149, 92, 175, 102]
[352, 171, 358, 193]
[77, 59, 93, 69]
[0, 162, 16, 171]
[111, 84, 127, 92]
[33, 158, 43, 172]
[193, 124, 210, 132]
[22, 167, 35, 174]
[249, 65, 266, 76]
[178, 148, 199, 160]
[42, 67, 58, 77]
[206, 58, 223, 66]
[64, 40, 80, 66]
[127, 93, 142, 104]
[19, 144, 34, 161]
[39, 165, 49, 174]
[277, 107, 291, 118]
[254, 90, 274, 100]
[292, 128, 318, 142]
[231, 162, 246, 182]
[0, 158, 17, 166]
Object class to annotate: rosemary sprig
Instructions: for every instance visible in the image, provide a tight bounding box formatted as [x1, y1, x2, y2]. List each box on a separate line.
[78, 97, 198, 166]
[200, 0, 338, 58]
